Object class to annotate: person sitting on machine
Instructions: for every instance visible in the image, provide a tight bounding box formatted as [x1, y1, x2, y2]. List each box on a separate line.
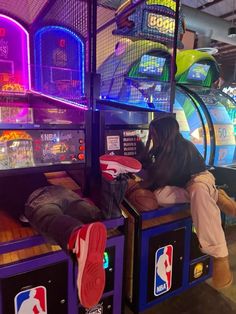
[127, 116, 236, 290]
[0, 155, 141, 309]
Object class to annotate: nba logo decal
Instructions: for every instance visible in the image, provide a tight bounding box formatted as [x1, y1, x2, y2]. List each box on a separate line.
[14, 286, 47, 314]
[154, 245, 173, 296]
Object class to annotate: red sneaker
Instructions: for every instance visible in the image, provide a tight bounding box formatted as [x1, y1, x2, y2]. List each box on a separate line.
[99, 155, 142, 181]
[69, 222, 107, 309]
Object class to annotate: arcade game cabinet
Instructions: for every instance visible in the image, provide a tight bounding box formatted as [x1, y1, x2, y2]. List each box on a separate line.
[0, 14, 85, 314]
[96, 2, 211, 313]
[175, 50, 236, 195]
[0, 10, 124, 314]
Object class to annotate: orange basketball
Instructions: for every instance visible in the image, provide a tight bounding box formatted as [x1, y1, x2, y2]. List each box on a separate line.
[127, 188, 159, 212]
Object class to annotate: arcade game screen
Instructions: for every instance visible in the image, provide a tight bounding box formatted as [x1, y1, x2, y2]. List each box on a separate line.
[187, 63, 210, 82]
[138, 55, 166, 77]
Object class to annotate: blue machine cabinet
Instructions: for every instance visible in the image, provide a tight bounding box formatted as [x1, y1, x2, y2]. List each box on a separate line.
[122, 201, 212, 313]
[0, 212, 125, 314]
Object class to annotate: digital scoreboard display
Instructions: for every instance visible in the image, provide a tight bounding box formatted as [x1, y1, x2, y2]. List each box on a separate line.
[146, 12, 175, 36]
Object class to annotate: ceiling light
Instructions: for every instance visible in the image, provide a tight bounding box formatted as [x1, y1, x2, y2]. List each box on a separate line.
[228, 26, 236, 37]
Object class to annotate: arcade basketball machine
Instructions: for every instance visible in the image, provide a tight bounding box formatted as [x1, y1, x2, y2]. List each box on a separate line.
[0, 2, 125, 314]
[175, 50, 236, 197]
[95, 1, 211, 313]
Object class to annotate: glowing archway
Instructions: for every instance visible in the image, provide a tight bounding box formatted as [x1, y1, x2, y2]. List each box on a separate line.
[0, 14, 31, 92]
[34, 26, 85, 99]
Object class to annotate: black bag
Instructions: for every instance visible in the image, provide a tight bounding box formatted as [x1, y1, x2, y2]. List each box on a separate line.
[100, 174, 128, 219]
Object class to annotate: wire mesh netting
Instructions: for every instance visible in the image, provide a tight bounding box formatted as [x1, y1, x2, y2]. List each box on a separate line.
[96, 0, 184, 112]
[0, 0, 90, 106]
[32, 0, 89, 105]
[0, 0, 184, 111]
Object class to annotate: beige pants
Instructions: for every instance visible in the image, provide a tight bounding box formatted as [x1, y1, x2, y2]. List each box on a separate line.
[154, 171, 228, 258]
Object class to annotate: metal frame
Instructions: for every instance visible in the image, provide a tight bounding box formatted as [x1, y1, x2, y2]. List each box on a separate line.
[0, 2, 125, 314]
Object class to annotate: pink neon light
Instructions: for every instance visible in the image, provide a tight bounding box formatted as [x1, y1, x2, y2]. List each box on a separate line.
[0, 14, 31, 90]
[30, 90, 88, 110]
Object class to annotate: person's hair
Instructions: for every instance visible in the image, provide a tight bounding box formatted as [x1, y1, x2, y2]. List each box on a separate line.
[145, 116, 180, 156]
[141, 117, 185, 189]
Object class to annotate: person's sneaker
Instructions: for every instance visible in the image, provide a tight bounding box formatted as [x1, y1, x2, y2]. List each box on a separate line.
[69, 222, 107, 309]
[217, 189, 236, 217]
[99, 155, 142, 181]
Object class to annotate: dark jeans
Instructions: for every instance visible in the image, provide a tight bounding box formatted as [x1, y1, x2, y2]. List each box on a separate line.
[24, 186, 102, 250]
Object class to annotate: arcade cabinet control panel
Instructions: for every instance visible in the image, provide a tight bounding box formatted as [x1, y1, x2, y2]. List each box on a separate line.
[0, 129, 85, 170]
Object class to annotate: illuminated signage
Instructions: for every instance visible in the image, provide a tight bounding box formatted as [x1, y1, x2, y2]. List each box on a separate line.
[154, 245, 173, 296]
[14, 286, 47, 314]
[0, 14, 31, 90]
[146, 0, 176, 11]
[147, 13, 175, 36]
[0, 39, 8, 58]
[34, 26, 85, 97]
[113, 0, 184, 47]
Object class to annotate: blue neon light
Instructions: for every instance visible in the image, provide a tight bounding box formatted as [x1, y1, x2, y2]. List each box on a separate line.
[34, 26, 85, 98]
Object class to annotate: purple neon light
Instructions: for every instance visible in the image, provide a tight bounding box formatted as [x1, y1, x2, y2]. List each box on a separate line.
[0, 14, 31, 90]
